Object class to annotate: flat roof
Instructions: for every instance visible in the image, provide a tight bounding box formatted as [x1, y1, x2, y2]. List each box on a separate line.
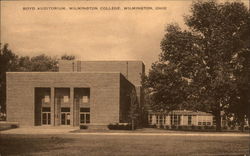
[148, 110, 213, 116]
[59, 60, 145, 66]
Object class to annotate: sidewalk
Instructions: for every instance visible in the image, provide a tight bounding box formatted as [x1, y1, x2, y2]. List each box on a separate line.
[0, 126, 78, 134]
[1, 127, 249, 136]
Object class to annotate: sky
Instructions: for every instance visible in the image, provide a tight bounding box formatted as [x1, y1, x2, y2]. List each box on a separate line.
[1, 0, 249, 72]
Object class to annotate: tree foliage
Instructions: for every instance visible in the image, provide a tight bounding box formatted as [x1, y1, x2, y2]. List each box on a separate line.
[146, 1, 250, 131]
[0, 44, 19, 113]
[0, 43, 76, 113]
[61, 54, 76, 60]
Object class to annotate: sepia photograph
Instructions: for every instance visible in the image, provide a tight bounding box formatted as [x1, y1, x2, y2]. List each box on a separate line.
[0, 0, 249, 155]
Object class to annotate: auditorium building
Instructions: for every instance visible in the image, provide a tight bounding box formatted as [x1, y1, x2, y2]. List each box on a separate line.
[6, 60, 145, 127]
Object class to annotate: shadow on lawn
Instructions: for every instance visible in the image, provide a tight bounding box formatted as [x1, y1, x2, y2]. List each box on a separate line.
[0, 135, 73, 155]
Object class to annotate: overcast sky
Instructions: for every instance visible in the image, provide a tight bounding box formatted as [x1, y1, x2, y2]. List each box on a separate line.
[1, 0, 249, 72]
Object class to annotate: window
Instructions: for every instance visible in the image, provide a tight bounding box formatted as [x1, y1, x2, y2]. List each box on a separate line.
[82, 96, 88, 103]
[188, 115, 192, 125]
[171, 114, 181, 125]
[207, 122, 211, 125]
[174, 115, 180, 125]
[203, 122, 206, 125]
[42, 107, 51, 112]
[63, 96, 69, 103]
[149, 114, 153, 124]
[61, 107, 70, 112]
[213, 117, 216, 125]
[44, 96, 50, 103]
[198, 122, 202, 125]
[163, 115, 166, 124]
[42, 107, 51, 125]
[80, 107, 90, 124]
[80, 108, 90, 112]
[159, 115, 163, 125]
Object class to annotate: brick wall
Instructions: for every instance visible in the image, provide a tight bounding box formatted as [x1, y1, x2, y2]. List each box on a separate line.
[119, 74, 135, 123]
[59, 60, 145, 86]
[6, 72, 121, 126]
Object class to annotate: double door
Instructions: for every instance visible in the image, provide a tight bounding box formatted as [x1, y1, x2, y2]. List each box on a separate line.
[61, 112, 70, 125]
[42, 112, 51, 125]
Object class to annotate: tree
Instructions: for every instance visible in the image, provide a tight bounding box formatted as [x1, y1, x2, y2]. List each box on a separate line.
[0, 44, 19, 113]
[146, 1, 250, 131]
[0, 43, 77, 114]
[61, 54, 76, 60]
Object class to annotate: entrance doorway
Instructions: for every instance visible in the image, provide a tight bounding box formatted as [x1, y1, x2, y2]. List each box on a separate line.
[61, 107, 70, 125]
[41, 107, 51, 125]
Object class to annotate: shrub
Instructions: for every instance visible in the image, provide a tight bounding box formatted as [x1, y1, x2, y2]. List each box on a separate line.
[222, 126, 228, 130]
[107, 123, 132, 130]
[244, 126, 249, 131]
[165, 125, 170, 130]
[182, 126, 188, 130]
[160, 124, 164, 129]
[187, 126, 192, 130]
[11, 124, 19, 128]
[171, 125, 177, 130]
[80, 125, 88, 129]
[191, 125, 196, 130]
[147, 124, 157, 128]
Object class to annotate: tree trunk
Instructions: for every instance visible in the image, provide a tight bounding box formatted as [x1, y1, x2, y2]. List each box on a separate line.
[215, 110, 222, 131]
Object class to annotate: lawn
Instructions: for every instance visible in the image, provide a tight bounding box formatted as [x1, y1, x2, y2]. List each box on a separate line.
[0, 134, 249, 156]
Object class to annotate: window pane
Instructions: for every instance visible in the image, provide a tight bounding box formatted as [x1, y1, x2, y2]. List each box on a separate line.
[61, 107, 70, 112]
[61, 114, 66, 124]
[44, 96, 50, 103]
[80, 108, 90, 112]
[48, 113, 51, 124]
[63, 96, 69, 103]
[80, 114, 85, 123]
[86, 114, 90, 123]
[42, 107, 51, 112]
[82, 96, 88, 103]
[188, 115, 192, 125]
[42, 113, 47, 124]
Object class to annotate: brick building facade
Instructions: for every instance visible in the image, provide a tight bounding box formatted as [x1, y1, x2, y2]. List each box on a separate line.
[6, 60, 145, 127]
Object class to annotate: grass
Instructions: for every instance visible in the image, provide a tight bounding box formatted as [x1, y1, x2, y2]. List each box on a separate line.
[0, 133, 249, 156]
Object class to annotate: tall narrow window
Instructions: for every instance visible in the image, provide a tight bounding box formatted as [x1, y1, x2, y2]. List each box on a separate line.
[149, 114, 153, 124]
[80, 108, 90, 124]
[41, 107, 51, 125]
[188, 115, 192, 125]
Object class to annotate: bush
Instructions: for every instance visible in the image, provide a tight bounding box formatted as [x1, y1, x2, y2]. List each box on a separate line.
[222, 126, 228, 130]
[181, 126, 188, 130]
[171, 125, 177, 130]
[11, 124, 19, 128]
[244, 126, 249, 131]
[165, 125, 170, 130]
[107, 123, 132, 130]
[147, 124, 157, 128]
[80, 125, 88, 129]
[160, 124, 164, 129]
[191, 125, 196, 130]
[187, 126, 192, 130]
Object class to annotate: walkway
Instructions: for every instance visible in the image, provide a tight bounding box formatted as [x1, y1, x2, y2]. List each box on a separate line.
[1, 127, 249, 137]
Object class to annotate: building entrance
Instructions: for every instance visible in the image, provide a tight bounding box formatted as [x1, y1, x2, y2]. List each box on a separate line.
[42, 113, 51, 125]
[41, 107, 51, 125]
[61, 107, 70, 125]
